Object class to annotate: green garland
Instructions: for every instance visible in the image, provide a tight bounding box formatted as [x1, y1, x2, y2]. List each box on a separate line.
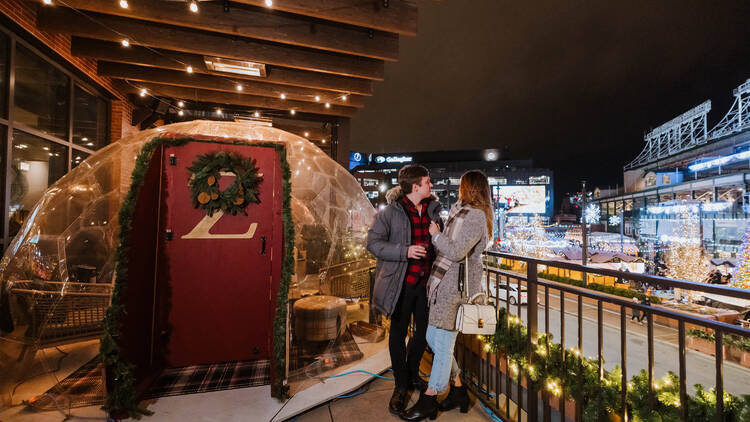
[102, 136, 293, 418]
[187, 151, 262, 216]
[481, 308, 750, 421]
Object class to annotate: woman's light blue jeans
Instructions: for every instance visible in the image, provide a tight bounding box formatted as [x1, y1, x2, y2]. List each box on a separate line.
[425, 325, 461, 393]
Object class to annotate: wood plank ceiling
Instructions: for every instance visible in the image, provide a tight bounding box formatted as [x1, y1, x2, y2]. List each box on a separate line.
[32, 0, 418, 140]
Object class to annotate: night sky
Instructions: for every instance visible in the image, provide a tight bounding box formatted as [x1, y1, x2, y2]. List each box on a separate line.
[350, 0, 750, 207]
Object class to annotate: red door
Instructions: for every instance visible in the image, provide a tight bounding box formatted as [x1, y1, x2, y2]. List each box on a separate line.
[161, 142, 281, 366]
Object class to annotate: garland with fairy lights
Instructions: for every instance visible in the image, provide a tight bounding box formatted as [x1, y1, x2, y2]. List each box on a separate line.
[478, 308, 750, 422]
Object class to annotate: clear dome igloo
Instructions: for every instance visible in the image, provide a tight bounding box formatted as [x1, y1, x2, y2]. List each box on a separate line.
[0, 120, 376, 409]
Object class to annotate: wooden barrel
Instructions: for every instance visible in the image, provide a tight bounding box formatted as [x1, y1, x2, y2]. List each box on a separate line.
[293, 295, 347, 342]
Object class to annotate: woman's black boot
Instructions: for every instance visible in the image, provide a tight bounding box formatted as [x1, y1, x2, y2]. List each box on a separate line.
[400, 391, 438, 421]
[438, 385, 469, 413]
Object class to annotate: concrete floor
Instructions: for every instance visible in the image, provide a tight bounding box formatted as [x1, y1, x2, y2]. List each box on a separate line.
[293, 375, 495, 422]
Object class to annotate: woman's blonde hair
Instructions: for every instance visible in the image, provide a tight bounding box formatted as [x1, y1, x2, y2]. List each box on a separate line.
[458, 170, 493, 239]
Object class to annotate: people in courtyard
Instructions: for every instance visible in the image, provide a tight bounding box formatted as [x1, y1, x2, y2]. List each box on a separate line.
[401, 170, 491, 421]
[367, 164, 443, 415]
[631, 296, 644, 323]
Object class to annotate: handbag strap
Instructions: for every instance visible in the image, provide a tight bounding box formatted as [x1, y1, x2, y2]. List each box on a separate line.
[462, 255, 469, 300]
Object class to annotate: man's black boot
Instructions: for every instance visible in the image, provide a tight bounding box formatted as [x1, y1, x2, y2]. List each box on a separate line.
[410, 376, 428, 392]
[400, 391, 438, 421]
[437, 385, 469, 413]
[389, 386, 409, 415]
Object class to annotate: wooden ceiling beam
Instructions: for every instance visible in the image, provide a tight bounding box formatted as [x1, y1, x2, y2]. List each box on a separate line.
[232, 0, 418, 36]
[128, 82, 358, 117]
[99, 62, 365, 107]
[37, 7, 384, 80]
[52, 0, 399, 61]
[71, 38, 373, 96]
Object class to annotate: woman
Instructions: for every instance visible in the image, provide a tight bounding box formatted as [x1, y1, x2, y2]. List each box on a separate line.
[401, 170, 492, 421]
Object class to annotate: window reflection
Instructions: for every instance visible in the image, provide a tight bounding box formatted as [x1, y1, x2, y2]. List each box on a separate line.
[73, 85, 108, 150]
[0, 32, 8, 119]
[9, 130, 67, 238]
[13, 45, 70, 139]
[71, 149, 90, 169]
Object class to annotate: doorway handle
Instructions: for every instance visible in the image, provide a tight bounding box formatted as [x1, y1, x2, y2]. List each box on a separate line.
[261, 236, 266, 255]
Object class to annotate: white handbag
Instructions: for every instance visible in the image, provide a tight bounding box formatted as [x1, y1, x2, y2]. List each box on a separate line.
[455, 257, 497, 335]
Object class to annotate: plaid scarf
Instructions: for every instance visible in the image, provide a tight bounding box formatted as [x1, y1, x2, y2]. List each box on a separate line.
[427, 202, 472, 300]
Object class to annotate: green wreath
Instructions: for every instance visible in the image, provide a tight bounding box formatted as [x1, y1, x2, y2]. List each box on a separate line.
[187, 151, 263, 216]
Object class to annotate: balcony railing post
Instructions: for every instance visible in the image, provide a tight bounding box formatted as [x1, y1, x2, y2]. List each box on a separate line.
[528, 260, 539, 422]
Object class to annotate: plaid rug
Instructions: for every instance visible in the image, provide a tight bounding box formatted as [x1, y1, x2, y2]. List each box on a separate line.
[26, 357, 105, 411]
[145, 359, 270, 399]
[289, 328, 364, 374]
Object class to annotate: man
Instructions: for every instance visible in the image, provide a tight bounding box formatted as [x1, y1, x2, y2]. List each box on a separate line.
[367, 164, 443, 415]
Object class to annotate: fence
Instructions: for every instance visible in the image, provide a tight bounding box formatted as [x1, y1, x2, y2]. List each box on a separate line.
[457, 251, 750, 422]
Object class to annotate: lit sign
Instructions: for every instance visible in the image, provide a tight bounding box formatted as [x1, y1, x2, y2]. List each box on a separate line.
[374, 155, 413, 164]
[352, 152, 362, 162]
[689, 150, 750, 172]
[493, 185, 546, 214]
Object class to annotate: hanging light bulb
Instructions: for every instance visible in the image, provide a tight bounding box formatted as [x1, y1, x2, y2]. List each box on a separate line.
[342, 95, 348, 101]
[321, 139, 326, 143]
[290, 109, 296, 115]
[216, 108, 223, 116]
[139, 88, 147, 97]
[186, 65, 193, 73]
[325, 102, 331, 109]
[177, 100, 184, 107]
[178, 110, 184, 116]
[265, 0, 273, 6]
[314, 95, 320, 102]
[304, 132, 309, 137]
[236, 84, 243, 91]
[189, 1, 198, 13]
[119, 0, 128, 9]
[253, 111, 260, 118]
[280, 93, 286, 100]
[42, 0, 53, 5]
[121, 39, 130, 47]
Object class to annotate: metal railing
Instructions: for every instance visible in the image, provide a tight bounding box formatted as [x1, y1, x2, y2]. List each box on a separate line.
[457, 251, 750, 422]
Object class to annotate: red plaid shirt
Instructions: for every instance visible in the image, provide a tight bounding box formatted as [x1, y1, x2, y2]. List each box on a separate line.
[402, 197, 434, 286]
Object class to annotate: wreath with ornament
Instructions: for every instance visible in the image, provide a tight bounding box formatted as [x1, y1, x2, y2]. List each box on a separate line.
[187, 151, 263, 216]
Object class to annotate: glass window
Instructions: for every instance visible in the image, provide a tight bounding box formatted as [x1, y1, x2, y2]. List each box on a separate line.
[13, 45, 70, 139]
[71, 149, 90, 169]
[73, 85, 108, 150]
[9, 130, 67, 238]
[0, 32, 8, 118]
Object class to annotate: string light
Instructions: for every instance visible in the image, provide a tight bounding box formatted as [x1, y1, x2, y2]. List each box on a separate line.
[42, 0, 53, 4]
[216, 108, 222, 116]
[119, 0, 128, 9]
[342, 95, 348, 101]
[265, 0, 273, 7]
[139, 88, 147, 97]
[177, 101, 184, 107]
[325, 102, 331, 109]
[321, 139, 326, 143]
[304, 132, 309, 137]
[121, 39, 130, 47]
[314, 95, 320, 102]
[290, 109, 296, 115]
[186, 65, 193, 73]
[280, 93, 286, 100]
[253, 111, 260, 118]
[178, 110, 184, 116]
[236, 84, 243, 91]
[189, 1, 198, 13]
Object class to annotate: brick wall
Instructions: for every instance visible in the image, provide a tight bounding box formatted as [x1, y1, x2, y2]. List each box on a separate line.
[0, 0, 137, 141]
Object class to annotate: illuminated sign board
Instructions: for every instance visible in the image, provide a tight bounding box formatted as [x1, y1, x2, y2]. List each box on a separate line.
[374, 155, 413, 164]
[492, 185, 546, 214]
[689, 150, 750, 172]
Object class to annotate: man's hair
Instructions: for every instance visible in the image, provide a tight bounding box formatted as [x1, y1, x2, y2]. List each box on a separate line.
[398, 164, 429, 194]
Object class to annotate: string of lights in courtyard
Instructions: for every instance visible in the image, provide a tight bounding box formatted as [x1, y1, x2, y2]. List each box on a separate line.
[40, 0, 349, 126]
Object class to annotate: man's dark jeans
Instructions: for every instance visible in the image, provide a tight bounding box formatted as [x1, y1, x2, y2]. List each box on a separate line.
[389, 283, 428, 389]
